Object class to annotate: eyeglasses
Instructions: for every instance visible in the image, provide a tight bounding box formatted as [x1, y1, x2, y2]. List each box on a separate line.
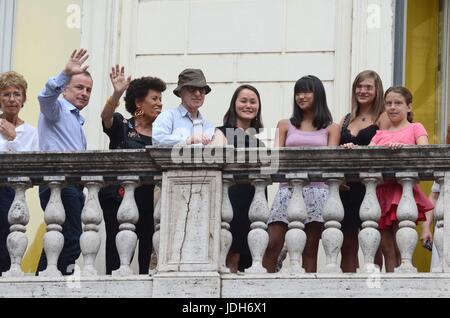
[1, 92, 23, 100]
[355, 85, 375, 92]
[185, 86, 206, 94]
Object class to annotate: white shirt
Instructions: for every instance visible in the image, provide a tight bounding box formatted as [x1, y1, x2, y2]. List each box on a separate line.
[0, 123, 39, 152]
[152, 104, 216, 146]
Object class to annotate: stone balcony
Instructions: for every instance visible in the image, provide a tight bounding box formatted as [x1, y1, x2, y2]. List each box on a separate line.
[1, 146, 450, 298]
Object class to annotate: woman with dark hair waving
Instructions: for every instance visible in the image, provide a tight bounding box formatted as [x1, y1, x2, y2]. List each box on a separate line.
[217, 84, 264, 273]
[263, 75, 340, 273]
[99, 65, 166, 274]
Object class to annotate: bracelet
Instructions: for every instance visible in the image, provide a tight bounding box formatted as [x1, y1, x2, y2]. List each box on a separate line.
[105, 96, 119, 109]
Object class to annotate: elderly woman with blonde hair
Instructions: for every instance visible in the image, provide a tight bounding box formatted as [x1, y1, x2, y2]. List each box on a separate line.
[0, 71, 38, 150]
[0, 71, 39, 275]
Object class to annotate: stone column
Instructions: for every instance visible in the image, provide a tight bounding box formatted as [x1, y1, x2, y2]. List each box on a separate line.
[432, 172, 444, 273]
[153, 170, 222, 297]
[320, 173, 344, 273]
[39, 176, 66, 277]
[219, 175, 233, 274]
[157, 170, 221, 272]
[358, 173, 382, 273]
[112, 176, 139, 277]
[281, 173, 308, 275]
[395, 172, 418, 273]
[80, 176, 103, 276]
[246, 175, 271, 274]
[2, 177, 31, 277]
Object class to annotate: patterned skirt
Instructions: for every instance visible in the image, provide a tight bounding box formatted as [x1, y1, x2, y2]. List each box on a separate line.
[268, 185, 328, 225]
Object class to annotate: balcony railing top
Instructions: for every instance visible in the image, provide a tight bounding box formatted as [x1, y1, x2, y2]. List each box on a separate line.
[1, 145, 449, 183]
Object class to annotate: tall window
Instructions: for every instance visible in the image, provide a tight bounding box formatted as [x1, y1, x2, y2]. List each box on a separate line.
[405, 0, 440, 143]
[0, 0, 15, 72]
[397, 0, 448, 143]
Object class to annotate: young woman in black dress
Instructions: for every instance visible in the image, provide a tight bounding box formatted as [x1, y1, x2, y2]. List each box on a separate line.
[217, 84, 264, 273]
[339, 70, 390, 272]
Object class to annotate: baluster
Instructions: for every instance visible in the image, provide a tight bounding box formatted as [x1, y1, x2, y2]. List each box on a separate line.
[320, 173, 344, 273]
[246, 175, 271, 273]
[281, 173, 308, 274]
[432, 173, 444, 273]
[2, 177, 31, 277]
[150, 176, 162, 274]
[39, 177, 66, 277]
[112, 176, 139, 276]
[219, 175, 233, 273]
[79, 176, 103, 276]
[358, 173, 382, 273]
[395, 172, 418, 273]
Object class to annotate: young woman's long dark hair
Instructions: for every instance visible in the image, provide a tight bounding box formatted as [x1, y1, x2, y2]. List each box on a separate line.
[223, 84, 263, 133]
[290, 75, 332, 129]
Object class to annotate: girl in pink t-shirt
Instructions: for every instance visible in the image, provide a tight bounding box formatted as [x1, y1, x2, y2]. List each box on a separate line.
[369, 86, 434, 272]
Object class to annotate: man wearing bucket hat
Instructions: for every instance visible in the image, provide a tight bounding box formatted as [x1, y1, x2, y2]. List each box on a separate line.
[153, 68, 226, 145]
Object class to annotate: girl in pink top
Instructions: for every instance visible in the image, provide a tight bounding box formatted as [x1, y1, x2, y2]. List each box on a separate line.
[262, 75, 340, 273]
[369, 86, 434, 272]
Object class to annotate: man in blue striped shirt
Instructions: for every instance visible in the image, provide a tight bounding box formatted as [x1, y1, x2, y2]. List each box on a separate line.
[36, 49, 92, 275]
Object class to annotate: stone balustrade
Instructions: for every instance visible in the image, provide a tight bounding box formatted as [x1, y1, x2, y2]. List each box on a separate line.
[1, 145, 450, 297]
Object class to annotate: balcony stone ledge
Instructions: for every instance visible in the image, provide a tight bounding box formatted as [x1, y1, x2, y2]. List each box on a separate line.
[1, 273, 450, 297]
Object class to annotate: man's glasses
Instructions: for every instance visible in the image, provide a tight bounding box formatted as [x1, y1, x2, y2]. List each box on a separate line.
[185, 86, 206, 94]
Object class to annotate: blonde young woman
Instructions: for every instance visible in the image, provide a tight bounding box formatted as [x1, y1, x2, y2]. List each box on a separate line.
[339, 70, 390, 272]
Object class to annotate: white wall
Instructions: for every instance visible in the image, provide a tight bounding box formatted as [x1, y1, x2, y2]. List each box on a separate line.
[350, 0, 395, 88]
[132, 0, 338, 146]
